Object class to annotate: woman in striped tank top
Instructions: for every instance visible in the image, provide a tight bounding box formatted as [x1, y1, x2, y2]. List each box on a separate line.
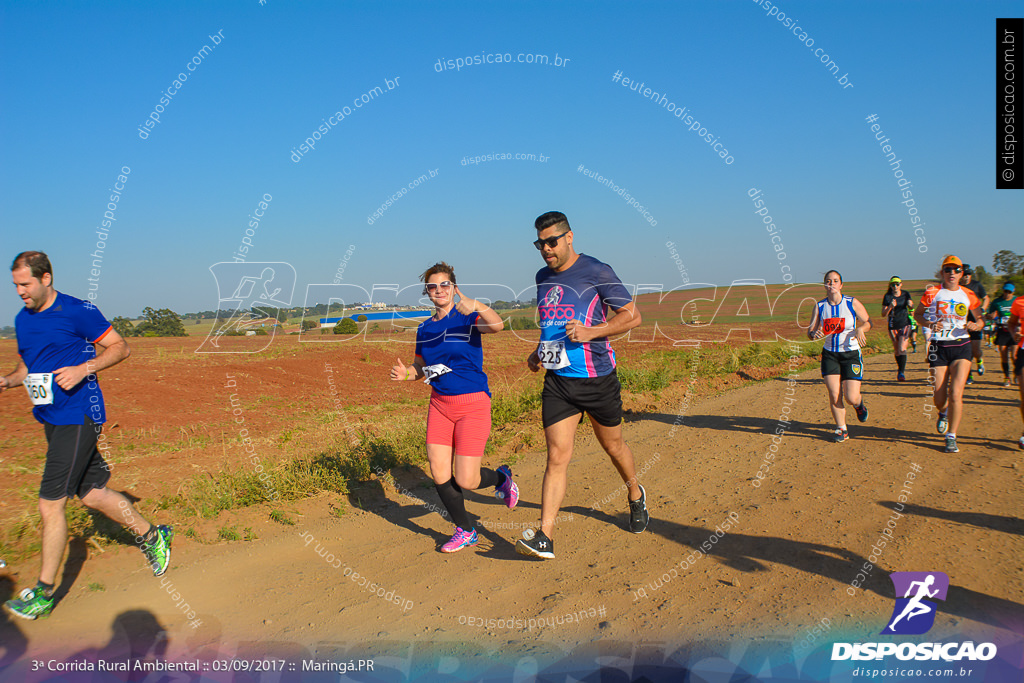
[807, 270, 873, 443]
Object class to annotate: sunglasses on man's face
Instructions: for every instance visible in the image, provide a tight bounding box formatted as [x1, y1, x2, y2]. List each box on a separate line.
[533, 232, 570, 250]
[424, 281, 453, 292]
[943, 266, 962, 274]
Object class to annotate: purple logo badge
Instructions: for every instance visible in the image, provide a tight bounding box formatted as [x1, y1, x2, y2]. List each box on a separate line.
[882, 572, 949, 635]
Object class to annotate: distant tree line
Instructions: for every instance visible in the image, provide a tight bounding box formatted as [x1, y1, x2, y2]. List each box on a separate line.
[111, 308, 186, 337]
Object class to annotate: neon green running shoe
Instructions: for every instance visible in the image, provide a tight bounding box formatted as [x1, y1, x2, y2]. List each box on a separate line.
[4, 585, 55, 620]
[141, 525, 173, 576]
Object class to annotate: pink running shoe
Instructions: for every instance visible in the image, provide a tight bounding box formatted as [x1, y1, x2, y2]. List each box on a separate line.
[495, 465, 519, 509]
[441, 527, 478, 553]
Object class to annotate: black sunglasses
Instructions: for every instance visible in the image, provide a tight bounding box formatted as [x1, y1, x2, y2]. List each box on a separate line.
[533, 232, 570, 250]
[943, 266, 962, 274]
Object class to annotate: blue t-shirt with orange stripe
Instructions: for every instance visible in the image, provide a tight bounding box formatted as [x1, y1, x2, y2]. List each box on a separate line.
[15, 292, 113, 425]
[536, 254, 633, 378]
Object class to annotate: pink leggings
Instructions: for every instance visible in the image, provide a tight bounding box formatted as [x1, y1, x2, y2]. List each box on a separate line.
[426, 391, 491, 458]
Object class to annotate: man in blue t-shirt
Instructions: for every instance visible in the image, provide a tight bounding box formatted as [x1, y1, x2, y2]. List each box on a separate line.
[516, 212, 649, 559]
[1, 252, 173, 620]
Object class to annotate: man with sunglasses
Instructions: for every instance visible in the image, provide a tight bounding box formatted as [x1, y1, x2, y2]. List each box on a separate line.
[916, 255, 985, 454]
[516, 211, 648, 559]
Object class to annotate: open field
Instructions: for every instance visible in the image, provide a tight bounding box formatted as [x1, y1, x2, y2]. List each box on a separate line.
[0, 283, 1021, 680]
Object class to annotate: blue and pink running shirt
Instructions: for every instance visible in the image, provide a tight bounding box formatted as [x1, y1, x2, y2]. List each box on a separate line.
[415, 308, 490, 396]
[536, 254, 633, 378]
[15, 292, 113, 425]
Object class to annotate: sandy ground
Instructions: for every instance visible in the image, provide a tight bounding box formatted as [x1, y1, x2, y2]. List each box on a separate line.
[1, 348, 1022, 681]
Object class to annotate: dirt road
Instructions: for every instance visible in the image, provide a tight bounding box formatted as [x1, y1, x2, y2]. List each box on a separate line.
[1, 348, 1022, 681]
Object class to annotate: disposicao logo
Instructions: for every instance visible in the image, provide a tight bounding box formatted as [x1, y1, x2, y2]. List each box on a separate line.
[883, 571, 948, 635]
[831, 571, 998, 663]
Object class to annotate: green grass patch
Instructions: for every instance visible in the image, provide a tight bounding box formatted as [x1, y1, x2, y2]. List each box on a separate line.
[269, 509, 296, 525]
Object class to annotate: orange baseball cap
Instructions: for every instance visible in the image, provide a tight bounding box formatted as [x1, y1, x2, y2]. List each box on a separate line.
[942, 255, 963, 268]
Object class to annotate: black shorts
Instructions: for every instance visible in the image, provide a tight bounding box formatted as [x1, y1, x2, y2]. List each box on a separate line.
[995, 329, 1015, 347]
[1015, 347, 1024, 375]
[968, 330, 983, 341]
[542, 371, 623, 428]
[928, 340, 972, 368]
[889, 325, 911, 340]
[40, 417, 111, 500]
[820, 349, 863, 381]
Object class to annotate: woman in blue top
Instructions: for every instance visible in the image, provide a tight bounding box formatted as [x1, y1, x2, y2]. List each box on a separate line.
[390, 262, 518, 552]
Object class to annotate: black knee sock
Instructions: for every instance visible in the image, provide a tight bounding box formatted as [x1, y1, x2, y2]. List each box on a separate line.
[476, 467, 504, 490]
[435, 479, 471, 530]
[1003, 360, 1010, 377]
[897, 355, 907, 373]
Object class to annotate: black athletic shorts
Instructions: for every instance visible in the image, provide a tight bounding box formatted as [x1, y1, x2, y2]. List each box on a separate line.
[995, 329, 1015, 347]
[542, 371, 623, 428]
[820, 349, 863, 381]
[968, 330, 983, 341]
[1015, 347, 1024, 375]
[928, 340, 972, 368]
[40, 417, 111, 500]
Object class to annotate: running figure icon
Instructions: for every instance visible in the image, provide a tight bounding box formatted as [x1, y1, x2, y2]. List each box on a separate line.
[887, 575, 939, 631]
[882, 571, 949, 635]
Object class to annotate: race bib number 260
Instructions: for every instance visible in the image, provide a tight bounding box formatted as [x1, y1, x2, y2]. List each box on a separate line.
[24, 373, 54, 406]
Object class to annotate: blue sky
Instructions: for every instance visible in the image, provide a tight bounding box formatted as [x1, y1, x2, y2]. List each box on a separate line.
[1, 0, 1020, 322]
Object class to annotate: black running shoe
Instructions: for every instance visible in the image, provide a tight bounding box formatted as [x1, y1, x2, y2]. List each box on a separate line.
[628, 484, 649, 533]
[515, 530, 554, 559]
[855, 402, 869, 422]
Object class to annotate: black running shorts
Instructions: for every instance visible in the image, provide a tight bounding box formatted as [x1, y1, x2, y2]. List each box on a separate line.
[40, 417, 111, 500]
[820, 349, 863, 381]
[928, 340, 972, 368]
[995, 329, 1015, 347]
[889, 324, 911, 337]
[968, 330, 983, 341]
[1015, 347, 1024, 376]
[542, 371, 623, 428]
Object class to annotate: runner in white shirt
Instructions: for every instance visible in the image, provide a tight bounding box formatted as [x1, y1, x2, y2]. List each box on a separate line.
[914, 255, 984, 454]
[806, 270, 872, 443]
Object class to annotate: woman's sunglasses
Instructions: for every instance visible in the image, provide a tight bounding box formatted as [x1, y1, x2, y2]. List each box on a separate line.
[425, 281, 453, 292]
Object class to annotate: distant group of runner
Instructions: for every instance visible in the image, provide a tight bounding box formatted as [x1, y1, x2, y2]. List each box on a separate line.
[3, 223, 1023, 624]
[806, 256, 1024, 455]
